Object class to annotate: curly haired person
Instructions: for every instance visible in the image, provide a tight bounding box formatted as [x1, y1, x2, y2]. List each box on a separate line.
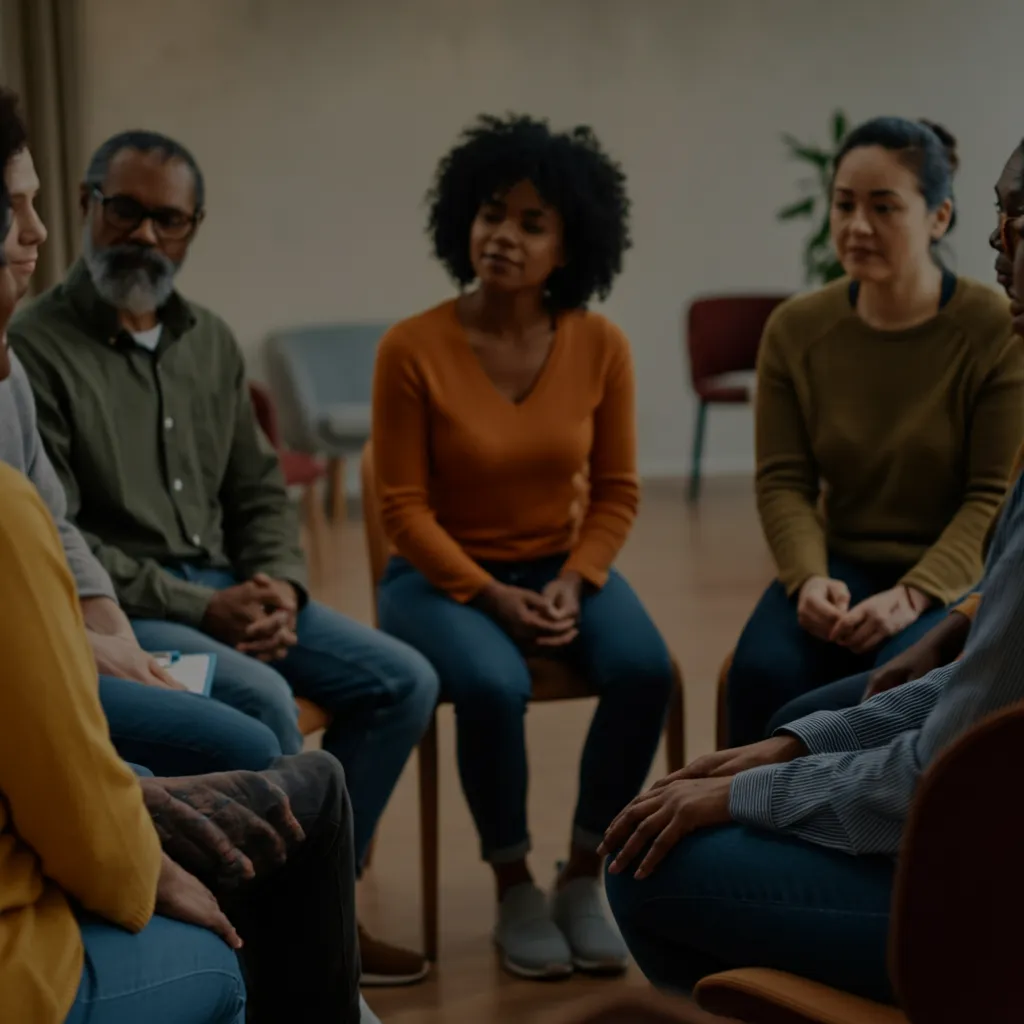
[371, 114, 675, 980]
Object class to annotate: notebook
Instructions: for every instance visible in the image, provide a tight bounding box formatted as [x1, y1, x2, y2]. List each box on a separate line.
[153, 652, 216, 696]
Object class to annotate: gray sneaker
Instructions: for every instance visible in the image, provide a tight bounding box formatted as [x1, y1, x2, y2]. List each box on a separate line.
[551, 873, 629, 975]
[494, 882, 574, 979]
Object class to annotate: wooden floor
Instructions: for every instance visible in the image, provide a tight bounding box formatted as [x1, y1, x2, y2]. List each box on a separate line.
[308, 476, 774, 1023]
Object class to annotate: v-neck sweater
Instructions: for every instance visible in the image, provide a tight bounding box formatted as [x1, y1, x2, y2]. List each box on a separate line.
[371, 299, 639, 602]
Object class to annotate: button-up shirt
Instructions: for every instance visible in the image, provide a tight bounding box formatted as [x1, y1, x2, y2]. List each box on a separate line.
[10, 259, 306, 626]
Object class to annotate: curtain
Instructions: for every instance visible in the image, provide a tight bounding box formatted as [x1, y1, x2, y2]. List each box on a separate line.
[1, 0, 82, 293]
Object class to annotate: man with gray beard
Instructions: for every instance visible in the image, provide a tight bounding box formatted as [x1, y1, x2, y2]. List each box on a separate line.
[10, 130, 437, 987]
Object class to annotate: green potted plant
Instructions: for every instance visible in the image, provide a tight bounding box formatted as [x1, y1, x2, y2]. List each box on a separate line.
[778, 109, 848, 285]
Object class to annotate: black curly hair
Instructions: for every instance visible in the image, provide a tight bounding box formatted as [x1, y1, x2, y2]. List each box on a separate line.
[427, 114, 631, 311]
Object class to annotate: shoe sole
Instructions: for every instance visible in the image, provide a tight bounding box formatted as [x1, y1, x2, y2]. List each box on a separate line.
[493, 936, 573, 981]
[571, 955, 629, 977]
[360, 963, 431, 988]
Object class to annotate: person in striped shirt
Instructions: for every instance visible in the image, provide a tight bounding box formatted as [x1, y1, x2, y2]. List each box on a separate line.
[602, 139, 1024, 1004]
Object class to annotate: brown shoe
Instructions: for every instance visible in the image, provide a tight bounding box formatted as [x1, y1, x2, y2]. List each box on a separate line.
[359, 923, 431, 987]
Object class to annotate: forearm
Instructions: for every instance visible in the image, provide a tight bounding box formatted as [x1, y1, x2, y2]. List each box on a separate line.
[562, 482, 638, 588]
[381, 501, 494, 603]
[81, 595, 135, 638]
[756, 488, 828, 594]
[729, 732, 922, 856]
[900, 497, 1001, 605]
[778, 669, 952, 754]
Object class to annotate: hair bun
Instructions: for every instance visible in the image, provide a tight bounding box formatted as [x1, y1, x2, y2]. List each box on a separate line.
[919, 119, 959, 173]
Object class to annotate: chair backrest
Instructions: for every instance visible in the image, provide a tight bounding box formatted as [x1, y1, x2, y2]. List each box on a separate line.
[360, 440, 391, 620]
[685, 295, 788, 386]
[248, 380, 282, 450]
[264, 322, 390, 451]
[889, 700, 1024, 1023]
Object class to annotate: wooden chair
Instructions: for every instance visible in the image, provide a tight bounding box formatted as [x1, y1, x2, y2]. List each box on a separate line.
[361, 440, 686, 960]
[694, 700, 1024, 1023]
[685, 295, 787, 502]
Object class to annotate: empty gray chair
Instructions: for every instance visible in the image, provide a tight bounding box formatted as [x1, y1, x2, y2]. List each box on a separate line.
[264, 322, 391, 519]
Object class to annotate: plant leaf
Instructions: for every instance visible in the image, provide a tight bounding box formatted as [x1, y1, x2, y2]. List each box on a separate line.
[777, 197, 815, 220]
[782, 134, 831, 169]
[832, 109, 848, 145]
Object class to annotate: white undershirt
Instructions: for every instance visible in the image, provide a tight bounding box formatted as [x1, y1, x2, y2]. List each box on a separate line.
[131, 325, 162, 351]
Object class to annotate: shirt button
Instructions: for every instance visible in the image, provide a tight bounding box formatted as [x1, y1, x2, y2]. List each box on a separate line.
[172, 478, 183, 492]
[191, 534, 201, 546]
[164, 417, 174, 430]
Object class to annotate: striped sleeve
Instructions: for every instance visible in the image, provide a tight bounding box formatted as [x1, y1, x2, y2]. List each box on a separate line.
[730, 472, 1024, 856]
[776, 671, 951, 754]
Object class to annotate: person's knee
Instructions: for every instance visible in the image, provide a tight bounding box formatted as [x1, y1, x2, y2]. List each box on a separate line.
[269, 749, 350, 831]
[218, 662, 303, 755]
[387, 643, 441, 724]
[599, 640, 674, 705]
[219, 717, 284, 771]
[448, 659, 530, 719]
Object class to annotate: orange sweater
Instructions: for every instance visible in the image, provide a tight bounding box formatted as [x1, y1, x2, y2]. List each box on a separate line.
[371, 300, 639, 602]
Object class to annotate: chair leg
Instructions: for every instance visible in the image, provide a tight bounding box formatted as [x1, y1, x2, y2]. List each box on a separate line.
[688, 402, 708, 502]
[419, 711, 440, 961]
[665, 661, 686, 773]
[327, 456, 346, 524]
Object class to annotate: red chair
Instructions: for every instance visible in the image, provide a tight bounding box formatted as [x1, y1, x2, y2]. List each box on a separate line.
[248, 381, 329, 567]
[685, 295, 788, 501]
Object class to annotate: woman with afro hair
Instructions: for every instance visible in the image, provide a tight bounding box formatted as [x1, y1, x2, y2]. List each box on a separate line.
[372, 114, 674, 980]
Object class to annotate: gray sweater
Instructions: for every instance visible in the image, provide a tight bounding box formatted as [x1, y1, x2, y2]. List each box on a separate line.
[0, 352, 117, 601]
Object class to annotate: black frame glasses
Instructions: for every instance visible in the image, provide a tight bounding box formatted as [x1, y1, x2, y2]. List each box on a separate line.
[91, 187, 202, 241]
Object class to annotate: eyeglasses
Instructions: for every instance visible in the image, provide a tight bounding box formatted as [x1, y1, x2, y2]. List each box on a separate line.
[999, 211, 1023, 262]
[91, 188, 201, 241]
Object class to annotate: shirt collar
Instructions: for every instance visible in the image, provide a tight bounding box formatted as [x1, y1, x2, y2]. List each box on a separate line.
[64, 257, 197, 346]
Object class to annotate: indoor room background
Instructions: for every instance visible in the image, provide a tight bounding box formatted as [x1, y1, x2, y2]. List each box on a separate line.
[77, 0, 1024, 481]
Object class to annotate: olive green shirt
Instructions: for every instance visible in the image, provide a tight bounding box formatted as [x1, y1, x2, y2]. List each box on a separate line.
[756, 276, 1024, 606]
[9, 259, 306, 626]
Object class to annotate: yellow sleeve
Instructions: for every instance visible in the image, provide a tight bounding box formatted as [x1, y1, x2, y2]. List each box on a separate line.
[0, 467, 161, 932]
[951, 591, 981, 623]
[754, 311, 829, 595]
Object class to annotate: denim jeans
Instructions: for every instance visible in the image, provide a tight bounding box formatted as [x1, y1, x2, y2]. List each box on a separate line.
[765, 670, 874, 735]
[727, 554, 948, 746]
[605, 824, 895, 1003]
[65, 916, 245, 1024]
[100, 675, 282, 776]
[130, 566, 439, 865]
[377, 554, 674, 862]
[67, 752, 359, 1024]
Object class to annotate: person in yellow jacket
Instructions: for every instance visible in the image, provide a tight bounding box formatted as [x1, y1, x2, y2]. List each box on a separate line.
[0, 99, 369, 1024]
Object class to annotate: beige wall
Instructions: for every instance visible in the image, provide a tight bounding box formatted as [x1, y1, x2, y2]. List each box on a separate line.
[78, 0, 1024, 476]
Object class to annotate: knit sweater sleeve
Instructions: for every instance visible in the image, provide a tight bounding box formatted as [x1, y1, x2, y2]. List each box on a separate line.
[900, 325, 1024, 604]
[754, 307, 828, 595]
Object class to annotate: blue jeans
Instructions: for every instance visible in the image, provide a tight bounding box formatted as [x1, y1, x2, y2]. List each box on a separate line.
[727, 554, 948, 746]
[131, 566, 439, 864]
[65, 915, 245, 1024]
[377, 555, 674, 862]
[100, 675, 282, 776]
[605, 825, 894, 1003]
[766, 670, 873, 735]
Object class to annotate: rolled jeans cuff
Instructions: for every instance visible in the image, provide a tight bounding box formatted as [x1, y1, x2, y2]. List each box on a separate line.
[485, 838, 531, 865]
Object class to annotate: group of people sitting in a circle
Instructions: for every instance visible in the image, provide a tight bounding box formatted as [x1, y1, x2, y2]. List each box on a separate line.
[0, 74, 1022, 1023]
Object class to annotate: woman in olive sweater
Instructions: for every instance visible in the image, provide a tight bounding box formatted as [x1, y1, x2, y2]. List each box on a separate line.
[727, 117, 1024, 746]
